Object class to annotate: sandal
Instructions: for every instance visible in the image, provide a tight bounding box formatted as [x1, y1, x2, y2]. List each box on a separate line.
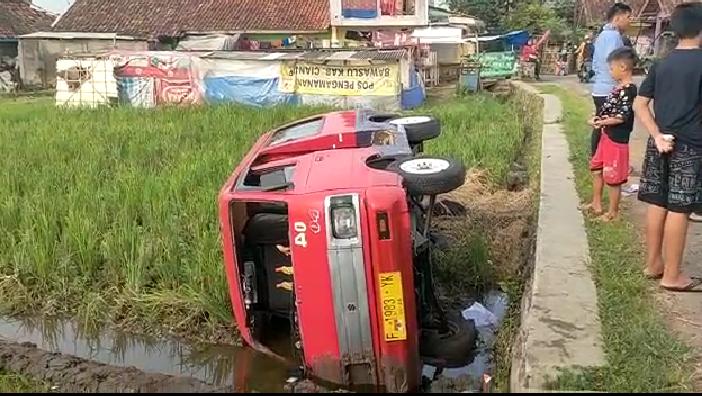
[660, 277, 702, 293]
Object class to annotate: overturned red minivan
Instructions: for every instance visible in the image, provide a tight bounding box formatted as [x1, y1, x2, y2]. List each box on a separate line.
[218, 110, 476, 392]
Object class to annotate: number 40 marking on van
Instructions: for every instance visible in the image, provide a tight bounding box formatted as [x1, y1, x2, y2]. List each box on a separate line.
[294, 222, 307, 248]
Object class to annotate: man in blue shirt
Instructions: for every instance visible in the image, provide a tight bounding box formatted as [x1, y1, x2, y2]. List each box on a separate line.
[591, 3, 632, 156]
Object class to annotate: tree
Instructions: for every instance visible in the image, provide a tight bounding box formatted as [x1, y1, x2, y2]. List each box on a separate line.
[448, 0, 506, 32]
[501, 1, 567, 36]
[547, 0, 577, 26]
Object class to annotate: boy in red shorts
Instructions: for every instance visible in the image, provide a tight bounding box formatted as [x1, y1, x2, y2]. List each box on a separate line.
[584, 47, 637, 221]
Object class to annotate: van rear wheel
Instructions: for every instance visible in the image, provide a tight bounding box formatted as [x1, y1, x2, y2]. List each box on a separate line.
[390, 116, 441, 145]
[420, 313, 477, 368]
[391, 156, 466, 196]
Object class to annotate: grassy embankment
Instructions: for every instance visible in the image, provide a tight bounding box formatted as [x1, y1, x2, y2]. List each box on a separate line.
[539, 85, 694, 392]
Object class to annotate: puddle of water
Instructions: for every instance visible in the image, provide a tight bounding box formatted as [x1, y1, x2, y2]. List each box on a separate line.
[426, 290, 510, 393]
[0, 317, 290, 392]
[0, 290, 508, 393]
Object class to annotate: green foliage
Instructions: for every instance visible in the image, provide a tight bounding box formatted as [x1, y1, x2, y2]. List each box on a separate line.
[502, 1, 567, 36]
[448, 0, 506, 31]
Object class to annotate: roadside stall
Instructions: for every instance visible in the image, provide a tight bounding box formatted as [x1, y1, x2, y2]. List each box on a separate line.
[463, 31, 528, 82]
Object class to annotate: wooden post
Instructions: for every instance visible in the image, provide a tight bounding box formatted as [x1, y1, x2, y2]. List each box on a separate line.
[331, 26, 345, 48]
[653, 12, 662, 56]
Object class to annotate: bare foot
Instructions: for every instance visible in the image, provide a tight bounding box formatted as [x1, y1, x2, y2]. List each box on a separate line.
[660, 276, 702, 292]
[579, 203, 603, 217]
[598, 212, 618, 222]
[644, 256, 664, 279]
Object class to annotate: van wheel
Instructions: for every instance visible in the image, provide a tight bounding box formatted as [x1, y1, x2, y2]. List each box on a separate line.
[391, 156, 466, 196]
[420, 313, 477, 368]
[390, 116, 441, 145]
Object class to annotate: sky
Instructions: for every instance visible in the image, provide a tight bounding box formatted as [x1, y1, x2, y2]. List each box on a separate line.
[32, 0, 74, 14]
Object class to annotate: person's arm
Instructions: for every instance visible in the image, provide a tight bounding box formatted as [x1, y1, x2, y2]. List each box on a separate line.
[633, 64, 673, 152]
[597, 116, 624, 126]
[576, 42, 585, 56]
[535, 30, 551, 48]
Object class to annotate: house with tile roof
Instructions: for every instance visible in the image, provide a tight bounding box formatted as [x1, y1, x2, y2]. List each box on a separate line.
[52, 0, 333, 39]
[50, 0, 430, 46]
[0, 0, 54, 61]
[18, 0, 434, 88]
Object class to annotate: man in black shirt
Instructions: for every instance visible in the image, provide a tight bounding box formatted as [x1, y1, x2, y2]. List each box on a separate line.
[634, 3, 702, 292]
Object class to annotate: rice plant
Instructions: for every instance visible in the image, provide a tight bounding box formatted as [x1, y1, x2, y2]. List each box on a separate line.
[0, 94, 522, 341]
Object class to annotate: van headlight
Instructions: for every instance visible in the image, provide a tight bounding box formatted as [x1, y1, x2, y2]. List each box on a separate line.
[330, 196, 358, 239]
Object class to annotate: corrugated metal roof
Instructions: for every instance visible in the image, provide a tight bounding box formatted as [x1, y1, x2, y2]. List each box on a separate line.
[19, 31, 140, 40]
[205, 49, 407, 61]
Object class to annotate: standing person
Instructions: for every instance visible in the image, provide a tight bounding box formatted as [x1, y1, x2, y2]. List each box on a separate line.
[591, 3, 632, 156]
[634, 2, 702, 292]
[520, 30, 550, 80]
[577, 34, 595, 82]
[583, 47, 637, 221]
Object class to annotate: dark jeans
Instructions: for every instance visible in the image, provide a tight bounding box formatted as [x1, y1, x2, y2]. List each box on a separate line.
[529, 59, 541, 80]
[591, 96, 607, 156]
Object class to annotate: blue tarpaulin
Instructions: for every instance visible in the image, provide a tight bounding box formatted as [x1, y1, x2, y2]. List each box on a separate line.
[501, 30, 530, 47]
[204, 76, 297, 107]
[401, 70, 425, 110]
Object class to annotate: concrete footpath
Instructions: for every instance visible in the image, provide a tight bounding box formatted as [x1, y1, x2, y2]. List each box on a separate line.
[510, 82, 605, 392]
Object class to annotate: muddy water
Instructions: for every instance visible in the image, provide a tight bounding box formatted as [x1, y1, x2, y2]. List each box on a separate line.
[0, 317, 289, 392]
[426, 290, 509, 393]
[0, 289, 507, 393]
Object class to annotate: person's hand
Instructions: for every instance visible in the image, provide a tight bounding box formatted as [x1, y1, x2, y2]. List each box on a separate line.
[588, 116, 601, 127]
[653, 133, 674, 153]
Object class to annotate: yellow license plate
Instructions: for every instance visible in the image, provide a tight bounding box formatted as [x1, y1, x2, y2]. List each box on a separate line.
[379, 272, 407, 341]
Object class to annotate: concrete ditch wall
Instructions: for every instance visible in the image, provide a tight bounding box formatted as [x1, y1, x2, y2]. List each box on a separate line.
[509, 82, 605, 392]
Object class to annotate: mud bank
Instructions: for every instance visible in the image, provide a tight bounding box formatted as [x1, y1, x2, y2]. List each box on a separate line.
[0, 316, 291, 392]
[0, 340, 235, 393]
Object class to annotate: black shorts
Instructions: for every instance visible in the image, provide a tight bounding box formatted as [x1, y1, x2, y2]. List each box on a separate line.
[638, 137, 702, 213]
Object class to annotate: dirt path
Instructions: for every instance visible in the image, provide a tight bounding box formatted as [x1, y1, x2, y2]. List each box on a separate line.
[550, 76, 702, 388]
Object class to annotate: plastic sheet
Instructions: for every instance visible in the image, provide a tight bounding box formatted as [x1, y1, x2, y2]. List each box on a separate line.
[204, 76, 297, 107]
[341, 0, 378, 18]
[117, 77, 155, 108]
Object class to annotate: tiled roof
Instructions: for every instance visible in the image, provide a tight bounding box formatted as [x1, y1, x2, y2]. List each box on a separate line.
[53, 0, 331, 38]
[0, 0, 55, 39]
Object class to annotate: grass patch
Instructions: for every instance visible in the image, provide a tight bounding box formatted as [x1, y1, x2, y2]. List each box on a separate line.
[0, 371, 47, 393]
[421, 95, 524, 184]
[0, 94, 523, 341]
[539, 85, 694, 392]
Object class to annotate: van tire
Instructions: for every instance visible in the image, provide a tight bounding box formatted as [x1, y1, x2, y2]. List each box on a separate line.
[391, 156, 466, 196]
[391, 116, 441, 144]
[420, 313, 477, 368]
